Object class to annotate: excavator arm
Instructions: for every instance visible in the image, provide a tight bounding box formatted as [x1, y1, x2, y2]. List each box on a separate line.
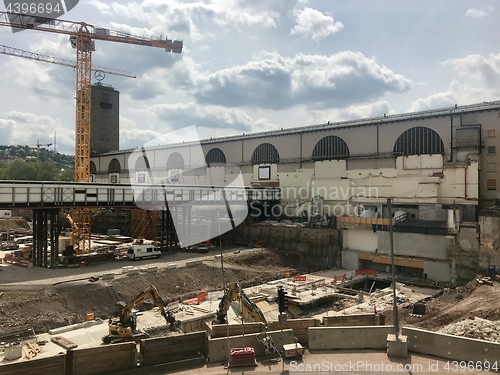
[120, 285, 175, 326]
[103, 285, 175, 343]
[215, 283, 267, 325]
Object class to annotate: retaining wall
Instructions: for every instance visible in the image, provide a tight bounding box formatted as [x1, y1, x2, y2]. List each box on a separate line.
[0, 353, 66, 375]
[322, 313, 385, 327]
[71, 342, 136, 375]
[268, 318, 319, 343]
[208, 329, 295, 363]
[210, 323, 265, 338]
[308, 326, 394, 350]
[140, 331, 207, 367]
[403, 327, 500, 363]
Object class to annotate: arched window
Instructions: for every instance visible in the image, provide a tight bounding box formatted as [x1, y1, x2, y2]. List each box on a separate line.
[134, 156, 150, 170]
[90, 161, 96, 174]
[167, 152, 185, 170]
[108, 158, 121, 173]
[251, 143, 280, 164]
[205, 148, 226, 166]
[312, 135, 350, 161]
[393, 126, 444, 156]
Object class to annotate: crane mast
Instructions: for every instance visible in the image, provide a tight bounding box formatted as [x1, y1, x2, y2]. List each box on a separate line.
[0, 11, 183, 254]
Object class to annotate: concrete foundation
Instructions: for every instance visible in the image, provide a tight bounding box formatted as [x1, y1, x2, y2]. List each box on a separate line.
[386, 334, 408, 358]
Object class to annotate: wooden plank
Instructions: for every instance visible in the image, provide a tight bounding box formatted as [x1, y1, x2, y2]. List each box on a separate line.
[357, 253, 424, 269]
[51, 336, 78, 350]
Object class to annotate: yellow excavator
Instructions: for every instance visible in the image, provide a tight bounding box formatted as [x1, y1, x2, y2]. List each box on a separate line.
[102, 284, 176, 344]
[215, 282, 267, 325]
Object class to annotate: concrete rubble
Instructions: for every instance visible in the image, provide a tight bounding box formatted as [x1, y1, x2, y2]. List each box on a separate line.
[438, 317, 500, 343]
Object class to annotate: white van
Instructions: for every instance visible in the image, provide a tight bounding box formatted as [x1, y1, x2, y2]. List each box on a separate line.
[126, 245, 161, 260]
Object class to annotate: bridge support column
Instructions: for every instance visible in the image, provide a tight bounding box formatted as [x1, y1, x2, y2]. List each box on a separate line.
[32, 208, 60, 268]
[160, 207, 177, 249]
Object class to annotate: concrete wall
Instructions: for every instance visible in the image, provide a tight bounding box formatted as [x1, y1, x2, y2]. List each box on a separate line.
[0, 353, 65, 375]
[208, 329, 295, 363]
[378, 232, 447, 260]
[268, 318, 320, 343]
[449, 224, 481, 283]
[71, 342, 136, 375]
[424, 261, 451, 282]
[308, 326, 394, 350]
[343, 229, 378, 252]
[238, 225, 341, 269]
[341, 250, 359, 270]
[322, 313, 385, 327]
[210, 323, 264, 338]
[403, 327, 500, 363]
[478, 213, 500, 268]
[140, 331, 207, 367]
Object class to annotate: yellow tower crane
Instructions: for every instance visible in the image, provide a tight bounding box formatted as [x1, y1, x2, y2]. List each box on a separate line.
[0, 12, 183, 254]
[0, 44, 137, 78]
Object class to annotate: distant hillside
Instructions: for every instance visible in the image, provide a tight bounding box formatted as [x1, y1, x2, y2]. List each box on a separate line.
[0, 145, 74, 181]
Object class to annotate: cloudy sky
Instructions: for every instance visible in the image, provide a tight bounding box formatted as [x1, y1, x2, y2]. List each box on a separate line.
[0, 0, 499, 154]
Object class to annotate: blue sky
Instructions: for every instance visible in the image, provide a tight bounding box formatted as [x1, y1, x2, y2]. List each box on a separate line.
[0, 0, 499, 154]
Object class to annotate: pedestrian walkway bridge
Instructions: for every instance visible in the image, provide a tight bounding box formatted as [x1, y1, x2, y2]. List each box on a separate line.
[0, 181, 280, 209]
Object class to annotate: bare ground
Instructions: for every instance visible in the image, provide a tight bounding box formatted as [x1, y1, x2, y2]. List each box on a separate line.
[0, 248, 314, 337]
[392, 279, 500, 331]
[1, 247, 500, 339]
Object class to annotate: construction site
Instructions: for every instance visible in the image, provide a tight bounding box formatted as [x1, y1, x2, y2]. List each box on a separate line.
[1, 6, 500, 375]
[1, 212, 500, 374]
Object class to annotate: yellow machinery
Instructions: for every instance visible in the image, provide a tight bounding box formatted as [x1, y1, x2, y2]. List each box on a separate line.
[102, 284, 176, 344]
[215, 282, 267, 325]
[0, 12, 182, 254]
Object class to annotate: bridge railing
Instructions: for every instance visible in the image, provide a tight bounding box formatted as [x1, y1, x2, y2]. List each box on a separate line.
[0, 181, 281, 209]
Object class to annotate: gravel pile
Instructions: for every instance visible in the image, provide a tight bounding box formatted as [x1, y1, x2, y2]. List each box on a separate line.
[438, 317, 500, 343]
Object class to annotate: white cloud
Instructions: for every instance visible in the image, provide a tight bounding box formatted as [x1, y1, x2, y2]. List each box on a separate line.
[290, 7, 343, 41]
[409, 92, 457, 112]
[443, 53, 500, 88]
[0, 111, 72, 152]
[194, 51, 411, 110]
[465, 8, 491, 18]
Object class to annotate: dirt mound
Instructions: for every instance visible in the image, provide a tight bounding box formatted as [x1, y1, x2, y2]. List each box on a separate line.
[399, 279, 500, 331]
[223, 248, 314, 273]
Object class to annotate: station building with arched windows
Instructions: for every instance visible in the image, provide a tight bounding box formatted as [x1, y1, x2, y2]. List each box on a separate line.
[90, 100, 500, 283]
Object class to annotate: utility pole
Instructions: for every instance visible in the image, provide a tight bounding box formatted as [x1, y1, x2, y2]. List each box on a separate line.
[387, 197, 399, 338]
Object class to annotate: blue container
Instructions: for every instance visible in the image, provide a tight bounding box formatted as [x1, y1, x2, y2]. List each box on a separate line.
[487, 266, 496, 276]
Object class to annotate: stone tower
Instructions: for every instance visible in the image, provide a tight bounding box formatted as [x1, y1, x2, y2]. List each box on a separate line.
[90, 83, 119, 155]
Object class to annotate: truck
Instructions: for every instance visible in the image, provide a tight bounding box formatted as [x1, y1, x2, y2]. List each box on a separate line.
[126, 244, 161, 260]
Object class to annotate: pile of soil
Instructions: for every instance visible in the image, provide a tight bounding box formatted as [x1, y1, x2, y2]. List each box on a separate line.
[396, 279, 500, 331]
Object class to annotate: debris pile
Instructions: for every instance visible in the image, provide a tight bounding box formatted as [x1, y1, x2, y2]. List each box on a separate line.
[438, 317, 500, 343]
